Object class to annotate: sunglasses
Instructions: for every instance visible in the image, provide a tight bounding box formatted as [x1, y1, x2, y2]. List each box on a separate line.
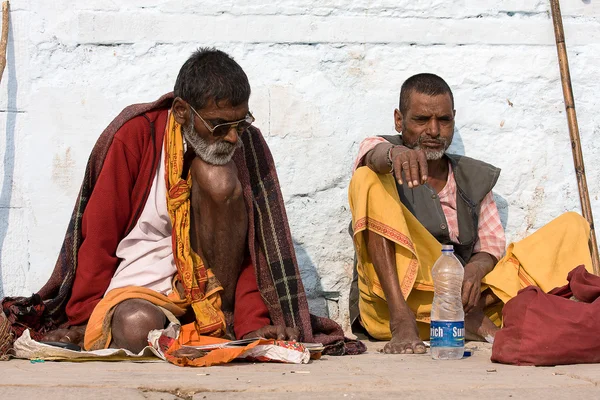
[189, 105, 255, 137]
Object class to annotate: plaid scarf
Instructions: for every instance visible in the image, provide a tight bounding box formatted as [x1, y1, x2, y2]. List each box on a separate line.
[0, 93, 365, 356]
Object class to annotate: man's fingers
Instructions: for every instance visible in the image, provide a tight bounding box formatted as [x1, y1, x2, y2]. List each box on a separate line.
[255, 326, 272, 339]
[285, 327, 299, 341]
[276, 325, 286, 340]
[392, 150, 428, 188]
[461, 282, 471, 307]
[42, 328, 69, 342]
[417, 151, 428, 183]
[42, 333, 59, 342]
[265, 326, 280, 339]
[393, 155, 406, 185]
[468, 288, 480, 313]
[408, 153, 421, 188]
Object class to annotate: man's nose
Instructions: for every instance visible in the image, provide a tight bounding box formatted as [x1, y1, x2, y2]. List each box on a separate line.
[426, 119, 440, 137]
[224, 125, 239, 145]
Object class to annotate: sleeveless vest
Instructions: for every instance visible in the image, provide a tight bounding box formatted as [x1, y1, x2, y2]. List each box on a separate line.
[380, 135, 501, 264]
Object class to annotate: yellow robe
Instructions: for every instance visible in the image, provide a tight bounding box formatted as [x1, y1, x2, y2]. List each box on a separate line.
[348, 166, 592, 340]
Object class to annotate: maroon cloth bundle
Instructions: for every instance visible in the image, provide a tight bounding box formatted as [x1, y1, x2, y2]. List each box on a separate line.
[492, 265, 600, 366]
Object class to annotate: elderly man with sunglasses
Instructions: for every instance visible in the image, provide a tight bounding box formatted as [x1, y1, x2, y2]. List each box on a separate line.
[28, 48, 345, 355]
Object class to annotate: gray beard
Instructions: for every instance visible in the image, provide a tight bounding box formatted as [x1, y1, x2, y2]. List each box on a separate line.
[182, 122, 241, 166]
[410, 136, 450, 161]
[413, 146, 446, 161]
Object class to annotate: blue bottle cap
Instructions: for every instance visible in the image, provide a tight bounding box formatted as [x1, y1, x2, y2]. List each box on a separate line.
[441, 245, 454, 252]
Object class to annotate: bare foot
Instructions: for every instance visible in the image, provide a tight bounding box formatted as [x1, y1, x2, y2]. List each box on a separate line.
[465, 309, 498, 343]
[384, 325, 426, 354]
[41, 325, 86, 348]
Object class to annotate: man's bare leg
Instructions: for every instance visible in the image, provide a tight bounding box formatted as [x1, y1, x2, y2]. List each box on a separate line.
[465, 288, 500, 342]
[189, 156, 248, 314]
[364, 229, 426, 354]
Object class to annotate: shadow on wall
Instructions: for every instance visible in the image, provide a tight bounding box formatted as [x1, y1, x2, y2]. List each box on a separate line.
[0, 22, 17, 299]
[293, 239, 334, 318]
[448, 126, 465, 156]
[448, 127, 510, 231]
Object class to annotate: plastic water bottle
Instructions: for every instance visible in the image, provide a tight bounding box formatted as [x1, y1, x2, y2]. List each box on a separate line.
[430, 244, 465, 360]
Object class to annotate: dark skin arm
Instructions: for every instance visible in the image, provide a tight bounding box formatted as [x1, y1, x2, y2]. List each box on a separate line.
[462, 252, 497, 314]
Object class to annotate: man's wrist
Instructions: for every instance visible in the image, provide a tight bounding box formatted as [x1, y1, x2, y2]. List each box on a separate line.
[384, 145, 411, 173]
[465, 262, 485, 280]
[466, 254, 495, 278]
[385, 145, 397, 173]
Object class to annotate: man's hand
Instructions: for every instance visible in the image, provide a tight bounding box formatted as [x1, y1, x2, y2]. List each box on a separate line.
[243, 325, 300, 341]
[171, 347, 207, 359]
[462, 263, 484, 314]
[41, 325, 86, 348]
[390, 146, 428, 188]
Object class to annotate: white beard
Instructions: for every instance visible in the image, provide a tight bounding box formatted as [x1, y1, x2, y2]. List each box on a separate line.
[413, 146, 446, 160]
[182, 122, 241, 166]
[411, 135, 450, 161]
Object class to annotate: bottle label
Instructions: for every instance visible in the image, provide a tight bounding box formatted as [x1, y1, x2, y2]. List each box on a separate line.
[430, 320, 465, 348]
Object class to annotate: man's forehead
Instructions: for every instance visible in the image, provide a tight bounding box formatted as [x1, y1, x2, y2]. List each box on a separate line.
[407, 92, 453, 114]
[201, 98, 249, 117]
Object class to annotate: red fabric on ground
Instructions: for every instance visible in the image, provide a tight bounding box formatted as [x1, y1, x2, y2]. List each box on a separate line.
[491, 265, 600, 366]
[234, 258, 271, 339]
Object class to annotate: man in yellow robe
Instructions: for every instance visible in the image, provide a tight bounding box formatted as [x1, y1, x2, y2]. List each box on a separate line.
[348, 73, 592, 354]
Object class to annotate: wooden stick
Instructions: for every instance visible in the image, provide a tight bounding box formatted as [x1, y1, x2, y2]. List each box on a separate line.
[549, 0, 600, 275]
[0, 1, 9, 85]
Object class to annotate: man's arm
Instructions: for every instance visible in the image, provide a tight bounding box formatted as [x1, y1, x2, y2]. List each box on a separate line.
[462, 191, 506, 313]
[66, 120, 147, 325]
[364, 143, 429, 188]
[462, 252, 497, 314]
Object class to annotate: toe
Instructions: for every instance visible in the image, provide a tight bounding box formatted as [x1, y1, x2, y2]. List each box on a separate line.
[414, 344, 426, 354]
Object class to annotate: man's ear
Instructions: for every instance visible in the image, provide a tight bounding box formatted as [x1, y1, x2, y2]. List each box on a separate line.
[394, 108, 403, 133]
[172, 97, 190, 126]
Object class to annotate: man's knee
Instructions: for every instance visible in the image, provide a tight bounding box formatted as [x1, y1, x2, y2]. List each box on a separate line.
[111, 299, 166, 352]
[547, 211, 590, 237]
[191, 158, 243, 204]
[349, 166, 394, 209]
[559, 211, 589, 230]
[349, 166, 379, 196]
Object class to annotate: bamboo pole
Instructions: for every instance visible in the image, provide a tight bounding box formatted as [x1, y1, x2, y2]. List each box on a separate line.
[549, 0, 600, 275]
[0, 1, 8, 85]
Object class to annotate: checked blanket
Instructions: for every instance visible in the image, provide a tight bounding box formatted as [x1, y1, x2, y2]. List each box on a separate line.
[0, 93, 365, 357]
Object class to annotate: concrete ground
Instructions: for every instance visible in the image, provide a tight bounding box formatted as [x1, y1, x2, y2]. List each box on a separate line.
[0, 341, 598, 400]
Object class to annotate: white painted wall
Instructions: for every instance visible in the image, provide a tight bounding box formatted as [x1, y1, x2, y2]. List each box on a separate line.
[1, 0, 599, 331]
